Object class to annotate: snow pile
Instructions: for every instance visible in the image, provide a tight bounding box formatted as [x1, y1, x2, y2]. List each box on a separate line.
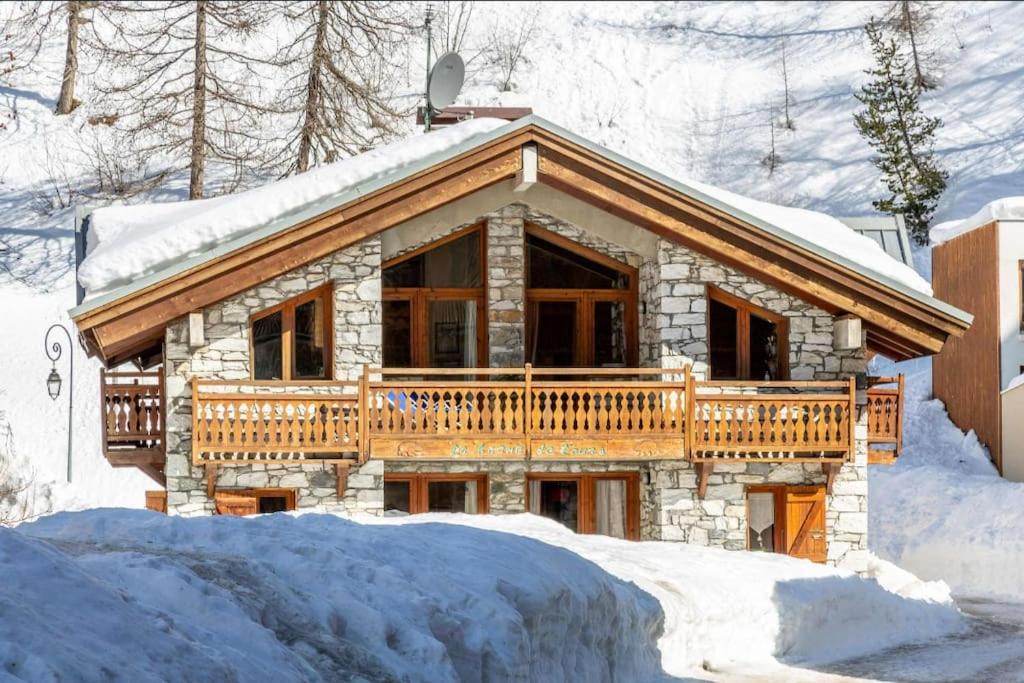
[78, 118, 506, 297]
[870, 357, 1024, 602]
[7, 510, 962, 680]
[931, 196, 1024, 244]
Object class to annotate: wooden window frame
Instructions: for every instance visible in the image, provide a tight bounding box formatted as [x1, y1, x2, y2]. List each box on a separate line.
[745, 484, 825, 562]
[706, 285, 789, 380]
[215, 488, 297, 515]
[525, 471, 640, 540]
[381, 223, 488, 368]
[524, 224, 640, 367]
[383, 473, 490, 514]
[249, 283, 334, 381]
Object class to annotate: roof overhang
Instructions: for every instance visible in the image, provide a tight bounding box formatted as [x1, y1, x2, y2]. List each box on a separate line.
[71, 115, 971, 364]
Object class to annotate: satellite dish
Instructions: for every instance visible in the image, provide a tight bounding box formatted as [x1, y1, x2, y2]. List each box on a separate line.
[427, 52, 465, 112]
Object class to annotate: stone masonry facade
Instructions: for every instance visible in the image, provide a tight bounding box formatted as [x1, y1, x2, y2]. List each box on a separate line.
[163, 238, 384, 517]
[161, 200, 869, 570]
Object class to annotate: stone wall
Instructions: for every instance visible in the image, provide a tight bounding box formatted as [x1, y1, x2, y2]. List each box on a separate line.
[163, 238, 383, 516]
[653, 240, 865, 380]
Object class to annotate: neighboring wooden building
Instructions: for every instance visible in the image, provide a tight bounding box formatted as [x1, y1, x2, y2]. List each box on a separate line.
[71, 116, 970, 571]
[933, 211, 1024, 478]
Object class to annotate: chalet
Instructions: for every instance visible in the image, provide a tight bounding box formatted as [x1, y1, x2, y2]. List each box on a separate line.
[932, 201, 1024, 480]
[71, 116, 971, 571]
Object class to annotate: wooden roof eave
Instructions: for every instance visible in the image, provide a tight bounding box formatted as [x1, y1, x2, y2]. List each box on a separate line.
[526, 125, 969, 335]
[532, 140, 967, 358]
[74, 130, 531, 363]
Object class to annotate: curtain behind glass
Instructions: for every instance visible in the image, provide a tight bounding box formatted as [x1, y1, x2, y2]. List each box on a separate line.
[463, 480, 478, 513]
[748, 492, 775, 551]
[528, 480, 541, 514]
[428, 300, 476, 368]
[594, 479, 627, 539]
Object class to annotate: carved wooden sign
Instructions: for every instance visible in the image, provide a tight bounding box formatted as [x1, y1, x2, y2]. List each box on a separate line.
[370, 436, 685, 461]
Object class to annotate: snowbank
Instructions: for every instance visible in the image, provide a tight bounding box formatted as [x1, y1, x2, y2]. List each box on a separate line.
[78, 118, 507, 297]
[8, 510, 962, 680]
[870, 357, 1024, 602]
[930, 196, 1024, 245]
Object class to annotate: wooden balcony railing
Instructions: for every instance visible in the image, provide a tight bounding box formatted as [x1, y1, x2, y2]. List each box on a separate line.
[689, 381, 855, 461]
[102, 369, 165, 483]
[866, 375, 905, 464]
[190, 368, 858, 465]
[102, 369, 164, 455]
[192, 381, 359, 463]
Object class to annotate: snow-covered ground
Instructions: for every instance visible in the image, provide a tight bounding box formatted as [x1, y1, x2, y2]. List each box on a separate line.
[869, 355, 1024, 603]
[3, 510, 963, 681]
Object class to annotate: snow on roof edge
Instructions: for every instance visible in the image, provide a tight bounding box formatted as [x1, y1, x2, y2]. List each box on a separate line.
[931, 196, 1024, 245]
[72, 114, 971, 326]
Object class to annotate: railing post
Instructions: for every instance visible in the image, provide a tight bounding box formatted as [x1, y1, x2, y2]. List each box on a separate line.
[524, 363, 532, 460]
[99, 367, 108, 455]
[848, 376, 857, 462]
[359, 364, 370, 463]
[158, 367, 166, 454]
[191, 376, 199, 468]
[896, 373, 905, 456]
[682, 364, 691, 460]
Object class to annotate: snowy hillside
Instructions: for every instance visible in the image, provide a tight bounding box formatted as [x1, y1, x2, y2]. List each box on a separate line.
[4, 511, 962, 680]
[1, 1, 1023, 514]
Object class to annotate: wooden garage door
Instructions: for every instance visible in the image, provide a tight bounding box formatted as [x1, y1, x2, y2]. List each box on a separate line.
[785, 487, 827, 563]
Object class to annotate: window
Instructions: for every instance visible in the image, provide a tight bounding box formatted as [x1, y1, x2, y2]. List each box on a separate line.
[525, 225, 638, 368]
[707, 286, 788, 380]
[383, 474, 488, 515]
[526, 472, 640, 540]
[382, 225, 486, 368]
[214, 488, 297, 516]
[250, 284, 333, 380]
[746, 485, 826, 563]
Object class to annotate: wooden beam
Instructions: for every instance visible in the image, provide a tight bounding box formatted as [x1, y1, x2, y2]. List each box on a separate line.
[536, 152, 949, 354]
[206, 464, 218, 498]
[822, 462, 840, 494]
[336, 463, 350, 498]
[514, 143, 537, 192]
[696, 462, 713, 499]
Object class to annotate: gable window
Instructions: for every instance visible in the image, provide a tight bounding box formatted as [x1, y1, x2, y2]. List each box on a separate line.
[707, 286, 788, 380]
[525, 225, 639, 368]
[382, 224, 486, 368]
[250, 284, 333, 380]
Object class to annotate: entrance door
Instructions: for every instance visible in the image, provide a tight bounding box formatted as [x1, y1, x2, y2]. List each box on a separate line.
[746, 485, 827, 563]
[784, 487, 827, 563]
[525, 226, 638, 368]
[526, 473, 640, 540]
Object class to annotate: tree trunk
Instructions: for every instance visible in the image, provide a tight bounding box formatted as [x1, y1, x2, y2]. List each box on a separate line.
[902, 1, 925, 88]
[189, 0, 208, 199]
[295, 0, 329, 173]
[55, 1, 81, 115]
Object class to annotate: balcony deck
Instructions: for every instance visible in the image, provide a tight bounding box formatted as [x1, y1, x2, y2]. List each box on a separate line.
[101, 369, 165, 484]
[188, 367, 861, 470]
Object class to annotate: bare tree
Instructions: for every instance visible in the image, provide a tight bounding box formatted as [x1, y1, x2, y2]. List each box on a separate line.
[485, 3, 540, 92]
[278, 1, 412, 174]
[762, 102, 779, 175]
[1, 1, 92, 112]
[431, 1, 475, 59]
[779, 38, 794, 130]
[886, 0, 936, 89]
[0, 408, 50, 527]
[88, 1, 279, 199]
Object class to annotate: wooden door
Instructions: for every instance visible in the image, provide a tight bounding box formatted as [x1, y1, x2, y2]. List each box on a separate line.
[784, 487, 827, 563]
[215, 492, 259, 516]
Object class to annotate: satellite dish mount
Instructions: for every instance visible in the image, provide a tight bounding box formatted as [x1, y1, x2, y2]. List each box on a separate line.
[423, 5, 465, 132]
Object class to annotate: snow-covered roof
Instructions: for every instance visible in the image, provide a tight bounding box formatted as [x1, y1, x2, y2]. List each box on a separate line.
[74, 115, 960, 322]
[931, 196, 1024, 245]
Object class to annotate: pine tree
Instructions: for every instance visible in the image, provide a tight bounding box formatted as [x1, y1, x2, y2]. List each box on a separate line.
[854, 20, 947, 245]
